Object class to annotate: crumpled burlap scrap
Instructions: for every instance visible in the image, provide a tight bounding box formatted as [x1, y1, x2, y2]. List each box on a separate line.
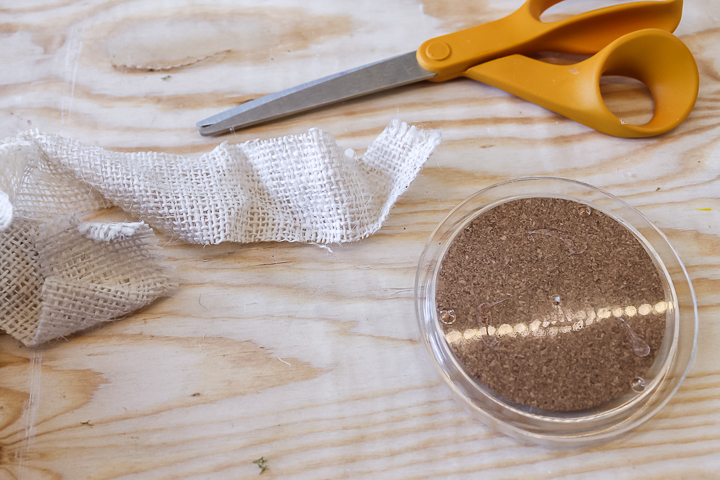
[0, 120, 441, 346]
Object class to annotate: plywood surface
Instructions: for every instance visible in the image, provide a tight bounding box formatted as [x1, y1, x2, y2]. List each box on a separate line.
[1, 0, 719, 478]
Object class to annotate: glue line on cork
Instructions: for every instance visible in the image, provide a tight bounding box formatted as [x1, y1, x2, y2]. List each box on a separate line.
[477, 299, 507, 347]
[619, 317, 651, 357]
[528, 204, 592, 255]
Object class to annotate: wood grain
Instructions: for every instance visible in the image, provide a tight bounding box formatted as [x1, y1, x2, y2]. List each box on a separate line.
[1, 0, 719, 478]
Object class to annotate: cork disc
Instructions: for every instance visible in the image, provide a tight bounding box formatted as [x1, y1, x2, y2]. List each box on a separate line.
[435, 197, 666, 412]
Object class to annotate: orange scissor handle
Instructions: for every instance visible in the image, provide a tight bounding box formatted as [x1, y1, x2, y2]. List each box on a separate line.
[417, 0, 684, 82]
[464, 28, 699, 137]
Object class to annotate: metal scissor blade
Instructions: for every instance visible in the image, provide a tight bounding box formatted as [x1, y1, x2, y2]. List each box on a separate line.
[197, 51, 436, 136]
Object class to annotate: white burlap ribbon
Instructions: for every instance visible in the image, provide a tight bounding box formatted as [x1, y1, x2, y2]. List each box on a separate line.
[0, 121, 441, 345]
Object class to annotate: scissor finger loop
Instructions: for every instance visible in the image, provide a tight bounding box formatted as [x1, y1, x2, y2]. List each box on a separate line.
[463, 28, 699, 137]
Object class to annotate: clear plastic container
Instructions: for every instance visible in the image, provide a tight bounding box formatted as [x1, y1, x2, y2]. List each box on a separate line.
[415, 177, 698, 447]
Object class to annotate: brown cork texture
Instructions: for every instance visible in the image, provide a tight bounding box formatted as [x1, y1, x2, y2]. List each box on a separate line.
[436, 197, 666, 412]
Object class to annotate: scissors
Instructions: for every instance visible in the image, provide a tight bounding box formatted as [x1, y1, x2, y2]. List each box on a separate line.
[197, 0, 698, 138]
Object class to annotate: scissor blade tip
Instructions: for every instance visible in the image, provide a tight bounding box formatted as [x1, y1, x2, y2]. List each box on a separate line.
[197, 125, 221, 137]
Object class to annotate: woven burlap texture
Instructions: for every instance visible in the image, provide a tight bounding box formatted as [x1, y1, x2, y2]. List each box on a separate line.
[0, 121, 441, 346]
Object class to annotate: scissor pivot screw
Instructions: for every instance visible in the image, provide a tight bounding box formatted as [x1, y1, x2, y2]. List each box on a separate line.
[426, 41, 451, 61]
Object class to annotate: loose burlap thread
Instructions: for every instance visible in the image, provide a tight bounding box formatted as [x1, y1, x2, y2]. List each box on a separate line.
[0, 121, 441, 346]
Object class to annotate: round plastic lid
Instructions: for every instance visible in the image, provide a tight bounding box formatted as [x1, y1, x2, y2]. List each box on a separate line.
[415, 177, 698, 446]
